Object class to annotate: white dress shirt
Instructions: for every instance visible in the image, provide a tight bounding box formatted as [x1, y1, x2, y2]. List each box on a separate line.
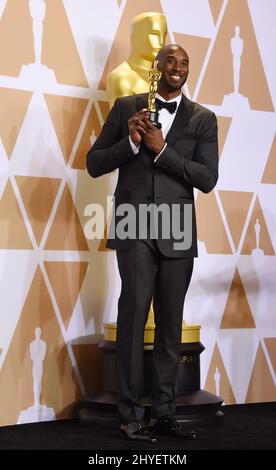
[129, 93, 182, 161]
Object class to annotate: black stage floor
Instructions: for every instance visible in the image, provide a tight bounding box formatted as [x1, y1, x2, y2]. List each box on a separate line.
[0, 402, 275, 450]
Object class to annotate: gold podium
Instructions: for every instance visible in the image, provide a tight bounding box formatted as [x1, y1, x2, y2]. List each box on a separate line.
[104, 306, 201, 344]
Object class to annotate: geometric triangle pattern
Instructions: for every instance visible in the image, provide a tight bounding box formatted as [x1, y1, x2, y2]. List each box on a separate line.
[173, 33, 210, 97]
[44, 94, 88, 164]
[220, 269, 256, 329]
[219, 190, 253, 251]
[44, 184, 89, 251]
[204, 343, 236, 405]
[0, 88, 32, 158]
[241, 197, 275, 255]
[0, 179, 33, 249]
[264, 338, 276, 377]
[72, 104, 102, 170]
[208, 0, 224, 24]
[44, 261, 89, 330]
[0, 267, 81, 425]
[97, 101, 111, 123]
[196, 190, 232, 254]
[98, 213, 113, 252]
[216, 116, 232, 159]
[198, 0, 274, 111]
[15, 176, 61, 246]
[72, 343, 103, 396]
[0, 1, 276, 427]
[245, 343, 276, 403]
[261, 135, 276, 184]
[42, 0, 89, 87]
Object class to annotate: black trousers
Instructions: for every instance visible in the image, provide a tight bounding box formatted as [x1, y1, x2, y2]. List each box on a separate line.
[116, 239, 194, 424]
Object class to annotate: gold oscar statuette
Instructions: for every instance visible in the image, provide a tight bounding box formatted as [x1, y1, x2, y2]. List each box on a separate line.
[148, 60, 162, 129]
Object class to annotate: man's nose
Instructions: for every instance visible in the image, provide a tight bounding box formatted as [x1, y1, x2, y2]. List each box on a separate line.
[172, 63, 181, 72]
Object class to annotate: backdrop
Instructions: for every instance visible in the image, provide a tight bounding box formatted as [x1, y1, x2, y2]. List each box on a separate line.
[0, 0, 275, 426]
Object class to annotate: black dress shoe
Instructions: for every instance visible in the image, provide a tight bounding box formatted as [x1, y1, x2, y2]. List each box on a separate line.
[154, 415, 198, 439]
[120, 421, 158, 442]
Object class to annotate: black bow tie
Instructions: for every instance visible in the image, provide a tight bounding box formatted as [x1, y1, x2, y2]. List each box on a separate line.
[155, 98, 177, 114]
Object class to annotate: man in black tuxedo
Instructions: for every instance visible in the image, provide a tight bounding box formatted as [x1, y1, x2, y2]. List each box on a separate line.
[87, 44, 218, 442]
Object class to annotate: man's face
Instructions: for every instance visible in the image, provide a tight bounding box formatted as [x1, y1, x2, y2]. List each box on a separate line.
[158, 47, 189, 92]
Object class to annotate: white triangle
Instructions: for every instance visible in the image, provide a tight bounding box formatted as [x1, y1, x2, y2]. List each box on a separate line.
[185, 255, 236, 386]
[218, 113, 276, 191]
[256, 187, 276, 253]
[162, 0, 215, 35]
[0, 138, 9, 197]
[239, 257, 276, 337]
[63, 0, 122, 87]
[0, 251, 38, 370]
[10, 93, 67, 179]
[218, 330, 259, 403]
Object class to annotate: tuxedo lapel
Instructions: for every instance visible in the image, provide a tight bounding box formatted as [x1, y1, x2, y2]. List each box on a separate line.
[135, 93, 194, 149]
[136, 93, 148, 111]
[166, 94, 194, 145]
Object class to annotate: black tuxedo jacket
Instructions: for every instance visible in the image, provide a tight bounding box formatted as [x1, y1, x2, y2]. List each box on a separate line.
[87, 93, 218, 257]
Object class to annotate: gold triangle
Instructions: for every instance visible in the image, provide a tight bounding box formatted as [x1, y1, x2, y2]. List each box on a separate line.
[264, 338, 276, 377]
[0, 180, 32, 249]
[98, 0, 165, 90]
[15, 176, 61, 246]
[0, 267, 81, 424]
[98, 213, 113, 252]
[208, 0, 224, 24]
[204, 343, 236, 404]
[174, 33, 210, 97]
[241, 197, 275, 255]
[220, 269, 256, 329]
[44, 94, 88, 164]
[196, 191, 232, 254]
[0, 0, 34, 76]
[72, 103, 102, 170]
[98, 101, 111, 121]
[198, 0, 274, 111]
[44, 261, 89, 329]
[219, 190, 253, 250]
[261, 135, 276, 184]
[217, 116, 232, 159]
[246, 343, 276, 403]
[0, 88, 32, 158]
[45, 184, 89, 251]
[72, 344, 103, 396]
[42, 0, 88, 87]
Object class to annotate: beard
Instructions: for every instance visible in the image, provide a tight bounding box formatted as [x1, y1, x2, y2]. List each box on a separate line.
[160, 75, 187, 92]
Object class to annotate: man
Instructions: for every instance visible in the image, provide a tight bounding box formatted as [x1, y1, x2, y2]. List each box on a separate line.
[87, 44, 218, 442]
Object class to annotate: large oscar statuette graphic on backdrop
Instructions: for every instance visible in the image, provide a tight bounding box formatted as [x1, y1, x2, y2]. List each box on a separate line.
[79, 12, 223, 426]
[18, 328, 55, 424]
[19, 0, 57, 85]
[222, 25, 249, 111]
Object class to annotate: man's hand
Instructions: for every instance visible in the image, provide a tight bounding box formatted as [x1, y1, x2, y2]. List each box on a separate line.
[143, 118, 166, 154]
[128, 109, 148, 146]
